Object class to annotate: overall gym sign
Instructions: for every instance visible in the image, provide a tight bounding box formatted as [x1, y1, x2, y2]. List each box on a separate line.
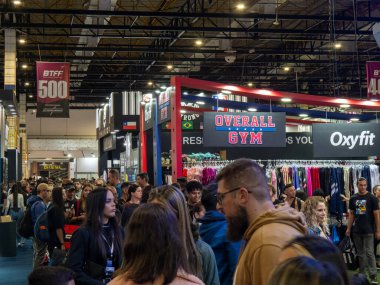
[36, 62, 70, 118]
[313, 123, 380, 157]
[203, 112, 286, 147]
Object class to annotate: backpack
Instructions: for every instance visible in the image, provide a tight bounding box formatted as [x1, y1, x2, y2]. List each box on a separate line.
[34, 208, 51, 242]
[17, 204, 34, 238]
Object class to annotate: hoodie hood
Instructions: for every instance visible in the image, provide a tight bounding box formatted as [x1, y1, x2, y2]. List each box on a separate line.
[27, 195, 42, 207]
[199, 210, 226, 223]
[243, 205, 307, 241]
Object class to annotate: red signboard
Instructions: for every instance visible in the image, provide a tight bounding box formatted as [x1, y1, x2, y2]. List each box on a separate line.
[366, 61, 380, 100]
[36, 62, 70, 117]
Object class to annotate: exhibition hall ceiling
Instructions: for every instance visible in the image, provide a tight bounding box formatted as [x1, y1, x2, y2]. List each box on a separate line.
[1, 0, 379, 109]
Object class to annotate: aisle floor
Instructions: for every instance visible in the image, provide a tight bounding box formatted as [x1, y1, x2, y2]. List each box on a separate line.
[0, 239, 33, 285]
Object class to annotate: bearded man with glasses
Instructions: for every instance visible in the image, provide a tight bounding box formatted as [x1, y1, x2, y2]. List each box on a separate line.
[216, 158, 307, 285]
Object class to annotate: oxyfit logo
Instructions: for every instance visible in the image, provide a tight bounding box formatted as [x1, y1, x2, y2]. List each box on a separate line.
[330, 131, 375, 149]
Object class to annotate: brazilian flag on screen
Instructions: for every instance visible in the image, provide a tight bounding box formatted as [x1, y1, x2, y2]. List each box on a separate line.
[182, 121, 193, 130]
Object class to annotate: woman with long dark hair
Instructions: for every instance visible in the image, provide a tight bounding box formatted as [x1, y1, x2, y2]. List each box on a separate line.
[47, 187, 66, 256]
[66, 187, 123, 285]
[5, 182, 25, 247]
[110, 203, 204, 285]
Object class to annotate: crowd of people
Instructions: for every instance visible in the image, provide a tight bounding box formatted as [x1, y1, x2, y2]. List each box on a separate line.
[1, 158, 380, 285]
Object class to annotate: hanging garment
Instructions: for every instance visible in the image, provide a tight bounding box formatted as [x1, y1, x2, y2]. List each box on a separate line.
[319, 168, 326, 195]
[329, 168, 344, 218]
[311, 167, 321, 191]
[281, 167, 291, 185]
[293, 166, 300, 190]
[361, 165, 372, 193]
[306, 167, 313, 197]
[271, 169, 278, 193]
[370, 165, 380, 189]
[343, 167, 350, 199]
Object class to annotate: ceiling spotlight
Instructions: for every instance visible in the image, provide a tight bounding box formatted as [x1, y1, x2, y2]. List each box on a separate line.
[350, 118, 359, 122]
[25, 82, 30, 86]
[236, 3, 246, 10]
[299, 113, 308, 117]
[180, 110, 186, 114]
[195, 40, 203, 46]
[195, 101, 205, 105]
[67, 153, 72, 158]
[167, 64, 173, 70]
[147, 81, 153, 86]
[160, 85, 167, 90]
[21, 64, 28, 69]
[248, 82, 253, 87]
[28, 95, 33, 98]
[155, 89, 160, 94]
[283, 67, 290, 71]
[221, 90, 232, 94]
[91, 154, 96, 158]
[334, 43, 342, 49]
[183, 92, 189, 95]
[19, 39, 26, 44]
[281, 98, 292, 103]
[340, 104, 350, 108]
[197, 92, 205, 97]
[248, 108, 257, 112]
[13, 0, 21, 5]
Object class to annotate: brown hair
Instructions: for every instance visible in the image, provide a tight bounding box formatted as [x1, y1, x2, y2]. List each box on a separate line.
[148, 185, 202, 278]
[115, 203, 189, 283]
[216, 158, 270, 202]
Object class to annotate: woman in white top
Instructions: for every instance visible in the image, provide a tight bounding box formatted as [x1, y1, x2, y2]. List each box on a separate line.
[5, 182, 25, 247]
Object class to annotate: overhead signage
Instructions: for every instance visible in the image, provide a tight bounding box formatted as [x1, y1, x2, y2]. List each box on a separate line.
[36, 62, 70, 118]
[366, 61, 380, 100]
[161, 132, 313, 159]
[143, 97, 155, 131]
[203, 112, 286, 147]
[158, 88, 171, 124]
[96, 104, 111, 139]
[103, 134, 116, 152]
[38, 163, 68, 171]
[313, 123, 380, 157]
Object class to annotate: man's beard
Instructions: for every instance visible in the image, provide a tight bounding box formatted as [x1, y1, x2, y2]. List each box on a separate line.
[226, 206, 249, 241]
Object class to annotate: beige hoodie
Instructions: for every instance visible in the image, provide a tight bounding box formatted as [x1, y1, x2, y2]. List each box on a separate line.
[108, 270, 204, 285]
[233, 205, 307, 285]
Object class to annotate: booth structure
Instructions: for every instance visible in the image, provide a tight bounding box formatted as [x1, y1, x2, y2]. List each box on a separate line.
[139, 76, 380, 185]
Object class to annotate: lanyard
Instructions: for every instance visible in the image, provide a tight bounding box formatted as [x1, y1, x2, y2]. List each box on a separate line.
[101, 233, 114, 258]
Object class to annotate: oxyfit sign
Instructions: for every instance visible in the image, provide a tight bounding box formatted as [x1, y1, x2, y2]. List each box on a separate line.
[313, 123, 380, 157]
[203, 112, 286, 147]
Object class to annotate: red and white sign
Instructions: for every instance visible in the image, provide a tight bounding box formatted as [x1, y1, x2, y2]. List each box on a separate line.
[36, 62, 70, 117]
[366, 61, 380, 100]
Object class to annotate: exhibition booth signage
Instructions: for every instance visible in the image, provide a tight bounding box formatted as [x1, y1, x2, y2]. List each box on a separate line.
[313, 123, 380, 157]
[161, 132, 313, 159]
[203, 112, 286, 147]
[366, 61, 380, 100]
[36, 62, 70, 118]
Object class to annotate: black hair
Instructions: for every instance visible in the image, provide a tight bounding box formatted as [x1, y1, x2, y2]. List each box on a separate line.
[201, 183, 218, 211]
[28, 266, 75, 285]
[52, 187, 65, 210]
[137, 172, 149, 183]
[295, 190, 307, 202]
[11, 182, 21, 211]
[84, 188, 122, 263]
[121, 182, 130, 190]
[312, 188, 325, 197]
[186, 180, 203, 194]
[127, 184, 140, 202]
[284, 183, 293, 191]
[141, 185, 152, 204]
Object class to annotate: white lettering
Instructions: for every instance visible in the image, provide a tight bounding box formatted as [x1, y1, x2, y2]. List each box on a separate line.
[330, 131, 376, 149]
[183, 137, 189, 144]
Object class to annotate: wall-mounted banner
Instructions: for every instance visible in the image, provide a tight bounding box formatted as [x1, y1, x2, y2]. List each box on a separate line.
[36, 62, 70, 118]
[313, 123, 380, 157]
[366, 61, 380, 100]
[203, 112, 286, 147]
[158, 88, 171, 124]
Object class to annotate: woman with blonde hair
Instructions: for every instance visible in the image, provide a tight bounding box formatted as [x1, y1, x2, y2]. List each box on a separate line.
[148, 185, 219, 285]
[301, 196, 330, 238]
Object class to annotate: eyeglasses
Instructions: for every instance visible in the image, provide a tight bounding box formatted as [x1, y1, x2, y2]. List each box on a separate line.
[216, 187, 242, 205]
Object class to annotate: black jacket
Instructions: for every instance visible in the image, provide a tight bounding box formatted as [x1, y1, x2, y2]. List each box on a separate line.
[66, 226, 122, 285]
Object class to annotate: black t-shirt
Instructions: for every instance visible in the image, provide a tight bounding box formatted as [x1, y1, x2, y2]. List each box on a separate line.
[64, 198, 76, 212]
[349, 192, 379, 234]
[47, 205, 66, 248]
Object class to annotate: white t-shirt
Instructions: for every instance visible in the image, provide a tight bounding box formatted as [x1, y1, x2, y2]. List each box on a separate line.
[4, 194, 25, 214]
